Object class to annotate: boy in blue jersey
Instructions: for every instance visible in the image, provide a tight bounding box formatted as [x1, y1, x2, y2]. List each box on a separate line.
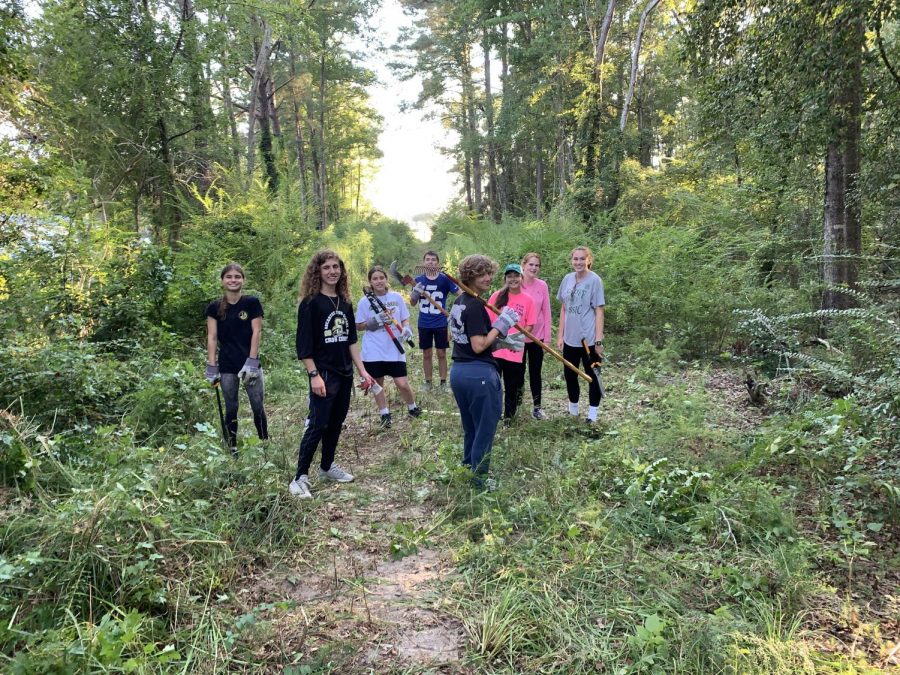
[410, 250, 459, 393]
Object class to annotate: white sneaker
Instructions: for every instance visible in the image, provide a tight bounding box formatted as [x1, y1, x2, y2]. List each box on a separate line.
[318, 464, 354, 483]
[421, 381, 433, 393]
[532, 407, 547, 420]
[289, 475, 312, 499]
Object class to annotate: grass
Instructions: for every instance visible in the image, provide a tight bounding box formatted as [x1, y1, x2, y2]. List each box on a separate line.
[1, 350, 896, 672]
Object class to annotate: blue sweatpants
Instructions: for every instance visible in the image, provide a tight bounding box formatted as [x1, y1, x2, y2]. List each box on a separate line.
[450, 361, 502, 477]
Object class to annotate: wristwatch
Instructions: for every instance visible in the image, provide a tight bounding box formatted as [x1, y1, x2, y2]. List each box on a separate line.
[595, 340, 604, 347]
[307, 369, 319, 378]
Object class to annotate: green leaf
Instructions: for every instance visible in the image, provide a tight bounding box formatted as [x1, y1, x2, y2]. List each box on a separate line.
[644, 614, 665, 634]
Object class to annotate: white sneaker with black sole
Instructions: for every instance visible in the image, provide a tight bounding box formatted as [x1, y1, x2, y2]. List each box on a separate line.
[319, 464, 354, 483]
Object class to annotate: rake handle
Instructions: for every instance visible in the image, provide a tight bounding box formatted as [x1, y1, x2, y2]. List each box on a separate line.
[442, 271, 594, 383]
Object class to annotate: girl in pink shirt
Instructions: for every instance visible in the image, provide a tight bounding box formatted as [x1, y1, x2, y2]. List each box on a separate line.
[520, 252, 552, 420]
[488, 264, 536, 423]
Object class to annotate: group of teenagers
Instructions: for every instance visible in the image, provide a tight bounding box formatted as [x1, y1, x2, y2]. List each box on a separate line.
[204, 246, 605, 497]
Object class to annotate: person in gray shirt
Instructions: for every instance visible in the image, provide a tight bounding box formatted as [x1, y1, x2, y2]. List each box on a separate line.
[556, 246, 605, 422]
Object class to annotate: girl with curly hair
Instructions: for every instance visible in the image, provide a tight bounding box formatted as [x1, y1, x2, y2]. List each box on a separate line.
[447, 255, 524, 488]
[290, 250, 374, 499]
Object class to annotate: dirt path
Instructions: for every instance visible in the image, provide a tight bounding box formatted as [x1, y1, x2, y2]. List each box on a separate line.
[237, 392, 468, 673]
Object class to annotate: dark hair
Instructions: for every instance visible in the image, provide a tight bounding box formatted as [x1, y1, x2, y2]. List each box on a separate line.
[299, 250, 350, 302]
[367, 265, 390, 289]
[217, 262, 245, 319]
[495, 268, 522, 309]
[423, 250, 440, 261]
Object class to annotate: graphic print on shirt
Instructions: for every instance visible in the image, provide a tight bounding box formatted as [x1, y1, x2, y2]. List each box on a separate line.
[371, 296, 404, 320]
[565, 283, 592, 315]
[323, 310, 350, 344]
[449, 303, 468, 344]
[418, 284, 445, 315]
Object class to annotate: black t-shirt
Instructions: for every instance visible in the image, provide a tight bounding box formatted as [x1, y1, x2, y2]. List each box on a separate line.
[449, 293, 497, 369]
[205, 295, 264, 374]
[296, 293, 358, 377]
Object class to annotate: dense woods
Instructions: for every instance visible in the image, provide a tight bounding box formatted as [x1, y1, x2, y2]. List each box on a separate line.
[1, 0, 898, 671]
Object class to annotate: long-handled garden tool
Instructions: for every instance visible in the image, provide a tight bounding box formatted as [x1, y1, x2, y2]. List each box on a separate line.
[581, 338, 606, 398]
[363, 285, 413, 351]
[212, 380, 232, 453]
[431, 267, 593, 384]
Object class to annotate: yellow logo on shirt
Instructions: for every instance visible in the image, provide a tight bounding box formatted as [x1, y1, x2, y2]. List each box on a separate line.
[239, 311, 249, 320]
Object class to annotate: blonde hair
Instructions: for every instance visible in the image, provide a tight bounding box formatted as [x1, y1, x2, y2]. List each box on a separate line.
[521, 252, 541, 266]
[299, 250, 350, 302]
[570, 246, 594, 270]
[458, 254, 498, 288]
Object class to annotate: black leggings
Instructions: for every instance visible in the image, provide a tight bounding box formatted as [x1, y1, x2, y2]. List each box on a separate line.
[562, 343, 602, 407]
[497, 357, 526, 419]
[295, 371, 353, 479]
[522, 341, 544, 407]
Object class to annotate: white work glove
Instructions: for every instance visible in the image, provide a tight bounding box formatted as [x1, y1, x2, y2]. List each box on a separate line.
[494, 332, 525, 352]
[491, 306, 520, 337]
[238, 357, 261, 385]
[366, 311, 390, 331]
[409, 282, 426, 304]
[400, 325, 414, 342]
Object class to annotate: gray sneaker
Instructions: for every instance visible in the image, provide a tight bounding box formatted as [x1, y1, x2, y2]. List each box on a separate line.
[438, 382, 449, 394]
[532, 407, 547, 420]
[421, 381, 433, 393]
[289, 475, 312, 499]
[319, 464, 354, 483]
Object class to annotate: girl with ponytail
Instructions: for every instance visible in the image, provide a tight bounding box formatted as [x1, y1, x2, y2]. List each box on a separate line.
[205, 263, 269, 453]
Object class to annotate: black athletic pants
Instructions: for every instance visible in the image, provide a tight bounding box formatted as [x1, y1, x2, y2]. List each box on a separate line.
[522, 341, 544, 408]
[562, 343, 602, 407]
[295, 371, 353, 479]
[497, 357, 526, 419]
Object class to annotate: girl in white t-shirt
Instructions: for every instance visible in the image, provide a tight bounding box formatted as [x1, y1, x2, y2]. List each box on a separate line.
[355, 266, 423, 428]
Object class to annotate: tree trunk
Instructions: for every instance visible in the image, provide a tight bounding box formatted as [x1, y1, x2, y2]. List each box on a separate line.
[246, 19, 272, 179]
[536, 151, 544, 218]
[219, 11, 241, 169]
[483, 28, 500, 222]
[307, 112, 323, 221]
[620, 0, 660, 132]
[822, 9, 863, 310]
[257, 64, 278, 191]
[178, 0, 212, 189]
[497, 22, 510, 214]
[288, 48, 309, 225]
[594, 0, 616, 80]
[461, 46, 482, 214]
[317, 35, 328, 229]
[461, 102, 473, 210]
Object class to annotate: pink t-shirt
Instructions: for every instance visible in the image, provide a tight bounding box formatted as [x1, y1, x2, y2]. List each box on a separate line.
[521, 277, 551, 343]
[488, 289, 536, 363]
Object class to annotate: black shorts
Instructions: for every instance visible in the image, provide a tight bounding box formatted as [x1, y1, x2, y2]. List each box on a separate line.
[418, 326, 449, 350]
[364, 360, 408, 379]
